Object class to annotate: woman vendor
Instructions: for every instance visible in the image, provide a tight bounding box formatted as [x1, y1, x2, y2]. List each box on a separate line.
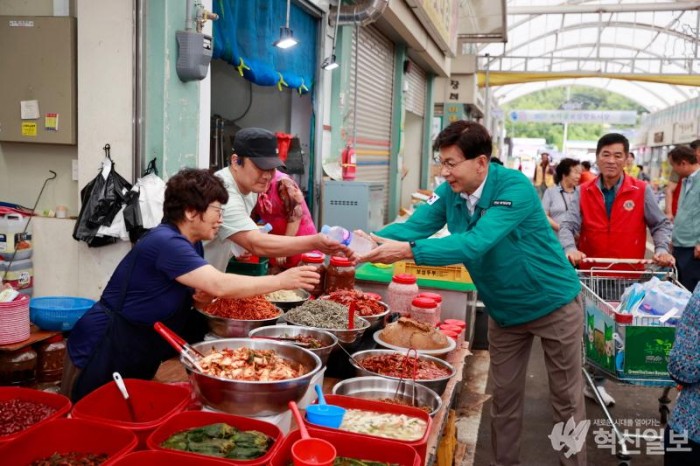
[61, 168, 320, 401]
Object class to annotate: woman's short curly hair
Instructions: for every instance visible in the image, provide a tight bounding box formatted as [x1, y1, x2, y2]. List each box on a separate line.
[554, 158, 581, 184]
[163, 168, 228, 223]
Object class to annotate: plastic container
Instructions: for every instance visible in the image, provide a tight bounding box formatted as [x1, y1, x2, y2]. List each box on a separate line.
[418, 292, 443, 316]
[0, 386, 72, 446]
[0, 292, 30, 345]
[270, 428, 421, 466]
[0, 346, 37, 386]
[71, 378, 191, 449]
[321, 225, 373, 254]
[444, 318, 466, 330]
[147, 410, 283, 465]
[111, 450, 231, 466]
[387, 273, 419, 316]
[0, 417, 137, 466]
[0, 214, 32, 261]
[393, 261, 471, 283]
[0, 259, 33, 296]
[304, 394, 431, 463]
[226, 256, 269, 276]
[300, 253, 326, 297]
[324, 256, 355, 293]
[35, 334, 66, 384]
[29, 296, 95, 331]
[410, 297, 439, 326]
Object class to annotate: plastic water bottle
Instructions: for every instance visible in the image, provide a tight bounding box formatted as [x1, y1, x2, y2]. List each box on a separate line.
[258, 223, 273, 234]
[321, 225, 373, 254]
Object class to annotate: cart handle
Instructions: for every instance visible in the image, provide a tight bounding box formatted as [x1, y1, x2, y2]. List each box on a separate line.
[581, 258, 654, 265]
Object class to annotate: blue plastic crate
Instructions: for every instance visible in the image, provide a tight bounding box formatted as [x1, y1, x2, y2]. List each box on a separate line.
[30, 296, 96, 331]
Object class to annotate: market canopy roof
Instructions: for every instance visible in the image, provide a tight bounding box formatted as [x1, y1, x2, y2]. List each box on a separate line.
[474, 0, 700, 111]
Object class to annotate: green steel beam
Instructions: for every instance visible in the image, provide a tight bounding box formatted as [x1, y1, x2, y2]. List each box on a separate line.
[388, 44, 406, 221]
[421, 73, 435, 190]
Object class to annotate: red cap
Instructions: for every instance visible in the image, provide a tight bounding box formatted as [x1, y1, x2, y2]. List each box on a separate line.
[392, 273, 417, 285]
[615, 312, 633, 324]
[440, 329, 459, 339]
[439, 324, 461, 333]
[364, 292, 382, 301]
[301, 253, 325, 264]
[411, 297, 437, 309]
[418, 292, 442, 304]
[444, 319, 466, 329]
[330, 256, 353, 267]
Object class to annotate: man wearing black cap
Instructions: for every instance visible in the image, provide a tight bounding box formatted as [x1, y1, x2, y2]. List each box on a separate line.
[204, 127, 349, 272]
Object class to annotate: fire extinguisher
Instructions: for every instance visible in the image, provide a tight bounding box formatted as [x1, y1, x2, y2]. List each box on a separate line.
[341, 144, 356, 181]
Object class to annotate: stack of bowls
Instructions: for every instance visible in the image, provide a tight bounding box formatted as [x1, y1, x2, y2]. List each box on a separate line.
[196, 305, 282, 338]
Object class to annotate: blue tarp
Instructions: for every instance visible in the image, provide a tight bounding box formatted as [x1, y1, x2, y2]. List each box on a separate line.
[213, 0, 317, 94]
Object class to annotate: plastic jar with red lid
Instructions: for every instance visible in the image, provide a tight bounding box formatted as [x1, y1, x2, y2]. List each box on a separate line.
[387, 273, 419, 316]
[324, 256, 355, 293]
[410, 297, 439, 326]
[300, 253, 326, 297]
[417, 292, 443, 321]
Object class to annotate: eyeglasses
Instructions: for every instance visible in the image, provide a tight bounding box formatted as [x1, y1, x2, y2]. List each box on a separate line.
[434, 156, 471, 172]
[207, 204, 224, 217]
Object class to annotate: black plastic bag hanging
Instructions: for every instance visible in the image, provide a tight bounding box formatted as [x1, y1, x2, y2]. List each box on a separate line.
[73, 145, 133, 247]
[123, 187, 146, 243]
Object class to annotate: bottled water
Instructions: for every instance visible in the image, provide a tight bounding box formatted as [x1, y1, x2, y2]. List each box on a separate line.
[321, 225, 373, 254]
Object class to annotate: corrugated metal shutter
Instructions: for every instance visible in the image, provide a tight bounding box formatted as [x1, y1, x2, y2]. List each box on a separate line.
[347, 25, 394, 222]
[405, 59, 426, 117]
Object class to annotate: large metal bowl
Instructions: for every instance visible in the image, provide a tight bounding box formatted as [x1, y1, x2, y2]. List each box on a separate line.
[348, 349, 455, 395]
[265, 289, 311, 312]
[248, 325, 338, 366]
[196, 306, 282, 338]
[281, 312, 371, 346]
[317, 296, 390, 331]
[332, 376, 442, 417]
[373, 329, 457, 360]
[185, 338, 322, 416]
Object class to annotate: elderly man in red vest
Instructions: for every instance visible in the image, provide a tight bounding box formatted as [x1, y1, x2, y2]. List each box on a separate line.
[558, 132, 674, 406]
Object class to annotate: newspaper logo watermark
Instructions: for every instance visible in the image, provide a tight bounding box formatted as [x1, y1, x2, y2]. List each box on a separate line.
[549, 417, 590, 458]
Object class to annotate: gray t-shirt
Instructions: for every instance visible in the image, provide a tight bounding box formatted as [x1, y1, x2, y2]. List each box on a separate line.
[203, 166, 258, 271]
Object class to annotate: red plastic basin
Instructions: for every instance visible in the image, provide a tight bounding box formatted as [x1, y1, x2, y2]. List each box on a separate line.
[270, 428, 421, 466]
[71, 379, 190, 449]
[110, 450, 228, 466]
[0, 386, 71, 446]
[0, 417, 137, 466]
[305, 394, 432, 463]
[146, 410, 283, 465]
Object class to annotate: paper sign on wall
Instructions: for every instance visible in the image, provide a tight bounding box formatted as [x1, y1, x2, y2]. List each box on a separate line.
[45, 113, 59, 131]
[20, 100, 40, 119]
[21, 122, 37, 136]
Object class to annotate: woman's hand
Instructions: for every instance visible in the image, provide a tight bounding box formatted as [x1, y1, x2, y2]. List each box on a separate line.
[277, 265, 320, 291]
[192, 289, 216, 307]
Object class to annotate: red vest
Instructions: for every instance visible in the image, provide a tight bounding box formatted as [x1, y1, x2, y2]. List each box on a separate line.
[578, 175, 646, 271]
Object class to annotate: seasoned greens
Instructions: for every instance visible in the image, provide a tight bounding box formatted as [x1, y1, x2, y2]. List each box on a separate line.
[162, 422, 272, 459]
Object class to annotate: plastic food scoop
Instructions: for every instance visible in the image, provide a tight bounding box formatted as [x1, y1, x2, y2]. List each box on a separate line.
[112, 372, 137, 421]
[289, 401, 337, 466]
[305, 384, 346, 428]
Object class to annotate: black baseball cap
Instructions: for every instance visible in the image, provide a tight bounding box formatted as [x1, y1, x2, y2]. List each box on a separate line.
[233, 128, 286, 170]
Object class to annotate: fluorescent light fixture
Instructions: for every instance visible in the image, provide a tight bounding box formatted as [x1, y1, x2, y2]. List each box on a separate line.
[274, 0, 298, 49]
[322, 54, 339, 70]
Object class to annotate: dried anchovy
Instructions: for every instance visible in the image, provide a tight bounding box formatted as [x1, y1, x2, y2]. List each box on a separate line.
[286, 300, 365, 329]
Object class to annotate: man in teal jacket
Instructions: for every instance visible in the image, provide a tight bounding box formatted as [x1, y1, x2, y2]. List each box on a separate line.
[361, 121, 586, 466]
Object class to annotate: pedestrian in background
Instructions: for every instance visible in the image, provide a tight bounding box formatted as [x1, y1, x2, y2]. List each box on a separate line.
[668, 145, 700, 291]
[542, 158, 581, 232]
[533, 152, 555, 198]
[579, 161, 596, 184]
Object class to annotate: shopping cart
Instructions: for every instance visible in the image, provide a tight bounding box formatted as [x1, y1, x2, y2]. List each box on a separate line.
[578, 258, 685, 464]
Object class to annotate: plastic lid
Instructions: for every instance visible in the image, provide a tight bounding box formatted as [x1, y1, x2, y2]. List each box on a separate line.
[330, 256, 353, 267]
[418, 292, 443, 303]
[301, 253, 325, 264]
[364, 292, 383, 301]
[411, 297, 437, 309]
[392, 273, 417, 285]
[439, 324, 462, 332]
[440, 329, 459, 339]
[615, 312, 633, 324]
[444, 318, 466, 328]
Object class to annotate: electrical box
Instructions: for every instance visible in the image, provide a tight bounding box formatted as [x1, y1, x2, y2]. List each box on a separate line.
[176, 30, 213, 82]
[322, 180, 386, 233]
[0, 16, 77, 144]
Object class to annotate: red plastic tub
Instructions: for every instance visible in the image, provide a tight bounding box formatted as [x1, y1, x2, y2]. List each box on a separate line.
[304, 394, 432, 463]
[0, 417, 137, 466]
[0, 386, 71, 446]
[270, 428, 421, 466]
[146, 410, 283, 465]
[71, 378, 190, 449]
[110, 450, 228, 466]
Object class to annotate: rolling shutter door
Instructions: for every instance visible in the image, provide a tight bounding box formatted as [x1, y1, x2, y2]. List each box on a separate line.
[405, 59, 426, 117]
[348, 25, 395, 222]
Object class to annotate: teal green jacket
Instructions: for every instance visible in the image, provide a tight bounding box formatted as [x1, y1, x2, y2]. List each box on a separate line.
[377, 163, 580, 327]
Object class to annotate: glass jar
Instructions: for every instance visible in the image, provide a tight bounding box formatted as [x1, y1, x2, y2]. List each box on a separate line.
[324, 256, 355, 294]
[0, 346, 37, 386]
[387, 274, 419, 316]
[300, 253, 326, 297]
[410, 297, 439, 326]
[36, 335, 66, 384]
[418, 292, 443, 319]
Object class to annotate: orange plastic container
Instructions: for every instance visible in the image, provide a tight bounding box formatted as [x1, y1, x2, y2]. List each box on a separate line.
[71, 379, 190, 449]
[0, 417, 137, 466]
[304, 394, 432, 463]
[146, 410, 283, 466]
[270, 428, 421, 466]
[0, 386, 71, 446]
[110, 450, 228, 466]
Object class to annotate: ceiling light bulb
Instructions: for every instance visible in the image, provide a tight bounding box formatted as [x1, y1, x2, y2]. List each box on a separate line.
[274, 26, 298, 49]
